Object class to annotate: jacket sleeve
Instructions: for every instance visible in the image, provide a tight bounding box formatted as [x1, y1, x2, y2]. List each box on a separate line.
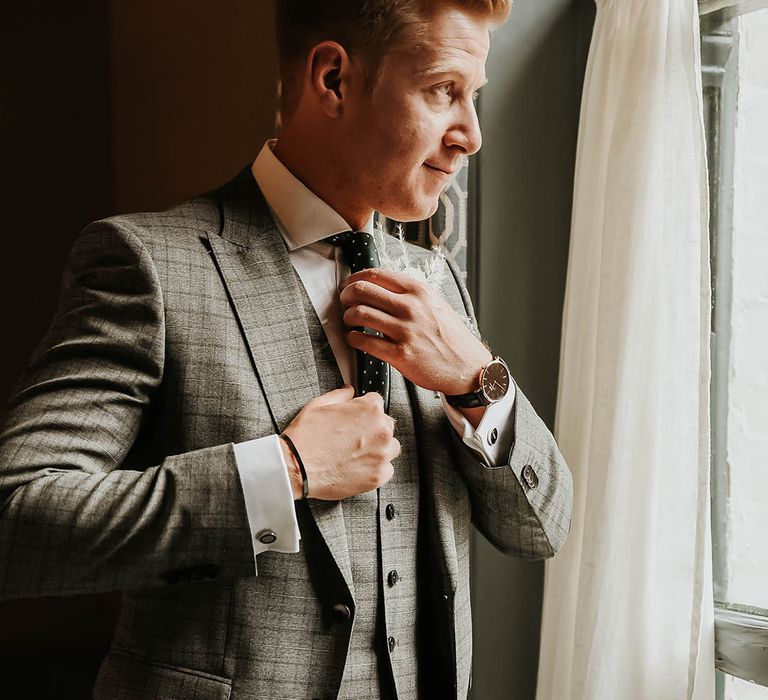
[441, 255, 573, 560]
[0, 221, 256, 601]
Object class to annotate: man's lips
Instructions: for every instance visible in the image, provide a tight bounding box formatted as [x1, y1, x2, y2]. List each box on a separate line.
[424, 163, 456, 176]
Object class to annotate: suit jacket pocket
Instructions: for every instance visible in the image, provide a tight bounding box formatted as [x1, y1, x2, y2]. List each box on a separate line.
[93, 649, 232, 700]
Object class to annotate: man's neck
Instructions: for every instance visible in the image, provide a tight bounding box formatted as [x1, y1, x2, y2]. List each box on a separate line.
[273, 133, 372, 231]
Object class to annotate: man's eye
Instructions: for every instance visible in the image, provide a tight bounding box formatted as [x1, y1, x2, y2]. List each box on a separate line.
[433, 83, 453, 98]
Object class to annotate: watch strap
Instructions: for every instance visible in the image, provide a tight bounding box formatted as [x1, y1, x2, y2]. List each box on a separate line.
[444, 390, 487, 408]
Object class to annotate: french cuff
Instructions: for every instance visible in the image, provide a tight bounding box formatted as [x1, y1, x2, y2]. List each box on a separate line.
[234, 435, 301, 571]
[440, 382, 517, 467]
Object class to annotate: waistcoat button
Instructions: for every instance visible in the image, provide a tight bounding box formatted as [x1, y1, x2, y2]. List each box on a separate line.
[388, 636, 397, 652]
[385, 503, 396, 520]
[388, 569, 400, 586]
[331, 603, 352, 623]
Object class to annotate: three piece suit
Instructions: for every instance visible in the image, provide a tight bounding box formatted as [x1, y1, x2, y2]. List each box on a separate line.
[0, 165, 572, 699]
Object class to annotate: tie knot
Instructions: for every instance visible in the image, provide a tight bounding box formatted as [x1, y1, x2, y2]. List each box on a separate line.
[324, 230, 380, 273]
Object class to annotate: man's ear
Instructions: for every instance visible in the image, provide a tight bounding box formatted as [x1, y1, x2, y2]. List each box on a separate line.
[306, 41, 351, 117]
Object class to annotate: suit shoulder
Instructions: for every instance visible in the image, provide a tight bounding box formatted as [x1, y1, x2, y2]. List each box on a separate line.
[85, 194, 220, 257]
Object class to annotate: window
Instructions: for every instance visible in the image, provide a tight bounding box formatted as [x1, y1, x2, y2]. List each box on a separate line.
[702, 5, 768, 698]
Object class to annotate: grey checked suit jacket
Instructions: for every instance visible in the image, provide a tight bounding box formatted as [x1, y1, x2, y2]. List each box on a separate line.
[0, 167, 572, 699]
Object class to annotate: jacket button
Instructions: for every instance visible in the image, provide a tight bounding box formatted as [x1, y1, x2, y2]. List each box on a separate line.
[166, 570, 184, 585]
[385, 503, 397, 520]
[256, 528, 277, 544]
[331, 603, 352, 623]
[199, 565, 219, 581]
[388, 636, 397, 653]
[388, 570, 400, 587]
[522, 464, 539, 489]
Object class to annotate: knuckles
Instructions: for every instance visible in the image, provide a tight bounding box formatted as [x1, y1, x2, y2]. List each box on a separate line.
[341, 280, 368, 302]
[373, 420, 394, 442]
[391, 341, 412, 363]
[400, 304, 418, 323]
[371, 425, 387, 442]
[349, 305, 373, 323]
[412, 282, 430, 301]
[361, 391, 385, 408]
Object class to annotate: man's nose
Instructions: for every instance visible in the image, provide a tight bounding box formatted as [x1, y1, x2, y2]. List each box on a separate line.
[444, 101, 483, 155]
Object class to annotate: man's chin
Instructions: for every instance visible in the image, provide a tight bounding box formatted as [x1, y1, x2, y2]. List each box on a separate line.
[378, 197, 440, 223]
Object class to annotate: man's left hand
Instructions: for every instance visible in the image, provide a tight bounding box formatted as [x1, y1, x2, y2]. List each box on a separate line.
[339, 268, 493, 395]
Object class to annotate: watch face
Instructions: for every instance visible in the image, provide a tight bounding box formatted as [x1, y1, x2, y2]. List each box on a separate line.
[481, 360, 510, 402]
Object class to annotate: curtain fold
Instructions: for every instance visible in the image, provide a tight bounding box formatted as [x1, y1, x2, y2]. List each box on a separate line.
[535, 0, 714, 697]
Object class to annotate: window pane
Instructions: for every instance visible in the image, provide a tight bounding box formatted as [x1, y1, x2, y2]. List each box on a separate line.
[724, 675, 768, 700]
[719, 6, 768, 611]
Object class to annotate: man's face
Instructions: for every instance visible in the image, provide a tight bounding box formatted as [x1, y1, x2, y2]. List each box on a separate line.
[337, 5, 490, 223]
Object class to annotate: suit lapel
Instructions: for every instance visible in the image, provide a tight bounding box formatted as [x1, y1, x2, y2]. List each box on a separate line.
[206, 167, 354, 595]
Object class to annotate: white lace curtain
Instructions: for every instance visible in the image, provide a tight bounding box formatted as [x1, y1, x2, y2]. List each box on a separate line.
[535, 0, 714, 697]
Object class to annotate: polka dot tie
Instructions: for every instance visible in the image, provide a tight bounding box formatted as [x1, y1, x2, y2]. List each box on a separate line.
[325, 230, 390, 409]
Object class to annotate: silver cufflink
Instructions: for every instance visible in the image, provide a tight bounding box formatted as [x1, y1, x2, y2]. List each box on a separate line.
[256, 528, 277, 545]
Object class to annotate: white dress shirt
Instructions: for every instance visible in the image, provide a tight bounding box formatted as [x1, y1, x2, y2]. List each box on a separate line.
[234, 139, 516, 569]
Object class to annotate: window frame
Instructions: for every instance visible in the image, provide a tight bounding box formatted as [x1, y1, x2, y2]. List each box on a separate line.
[701, 6, 768, 692]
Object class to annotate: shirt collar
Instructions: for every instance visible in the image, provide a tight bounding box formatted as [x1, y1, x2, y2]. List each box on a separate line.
[251, 138, 374, 251]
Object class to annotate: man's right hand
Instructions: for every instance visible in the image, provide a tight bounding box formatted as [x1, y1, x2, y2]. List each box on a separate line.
[280, 385, 400, 500]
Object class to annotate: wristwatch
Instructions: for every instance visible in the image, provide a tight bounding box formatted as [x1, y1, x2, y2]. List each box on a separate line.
[445, 356, 511, 408]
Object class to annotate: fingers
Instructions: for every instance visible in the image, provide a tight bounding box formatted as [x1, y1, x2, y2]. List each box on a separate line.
[312, 384, 355, 405]
[369, 461, 395, 491]
[387, 437, 401, 462]
[371, 440, 399, 492]
[340, 268, 420, 295]
[353, 389, 388, 420]
[339, 279, 408, 317]
[342, 305, 404, 341]
[355, 392, 396, 441]
[356, 389, 386, 407]
[346, 331, 399, 365]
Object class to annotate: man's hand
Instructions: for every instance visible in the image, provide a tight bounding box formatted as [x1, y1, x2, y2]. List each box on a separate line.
[338, 268, 493, 395]
[281, 386, 400, 500]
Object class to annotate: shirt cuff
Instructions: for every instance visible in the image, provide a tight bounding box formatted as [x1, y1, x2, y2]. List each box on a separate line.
[234, 435, 301, 570]
[440, 382, 516, 467]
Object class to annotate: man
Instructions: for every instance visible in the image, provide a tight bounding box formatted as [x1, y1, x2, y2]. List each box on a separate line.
[0, 1, 572, 698]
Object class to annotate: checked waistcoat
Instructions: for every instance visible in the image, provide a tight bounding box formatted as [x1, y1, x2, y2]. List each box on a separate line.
[296, 273, 421, 700]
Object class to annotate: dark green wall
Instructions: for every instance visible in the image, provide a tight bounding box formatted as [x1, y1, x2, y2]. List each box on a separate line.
[471, 1, 594, 698]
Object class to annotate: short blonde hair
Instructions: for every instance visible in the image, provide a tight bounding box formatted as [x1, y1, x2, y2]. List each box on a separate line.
[275, 0, 511, 119]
